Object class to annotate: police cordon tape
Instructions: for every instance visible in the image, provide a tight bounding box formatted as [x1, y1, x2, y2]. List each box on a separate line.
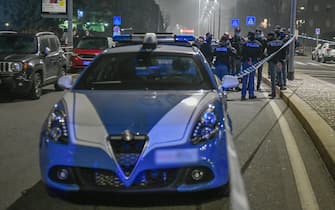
[234, 35, 296, 79]
[298, 34, 335, 45]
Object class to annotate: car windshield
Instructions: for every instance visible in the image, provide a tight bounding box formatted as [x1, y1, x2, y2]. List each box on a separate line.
[0, 35, 37, 54]
[74, 52, 212, 90]
[76, 38, 108, 49]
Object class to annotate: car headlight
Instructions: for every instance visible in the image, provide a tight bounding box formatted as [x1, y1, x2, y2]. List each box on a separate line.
[10, 62, 23, 72]
[46, 103, 69, 144]
[191, 104, 220, 144]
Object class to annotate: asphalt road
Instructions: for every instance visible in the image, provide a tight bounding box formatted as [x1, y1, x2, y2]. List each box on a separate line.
[1, 81, 335, 210]
[294, 55, 335, 84]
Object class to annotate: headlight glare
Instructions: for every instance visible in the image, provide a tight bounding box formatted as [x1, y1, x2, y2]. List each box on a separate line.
[10, 62, 23, 72]
[191, 105, 219, 144]
[47, 108, 68, 144]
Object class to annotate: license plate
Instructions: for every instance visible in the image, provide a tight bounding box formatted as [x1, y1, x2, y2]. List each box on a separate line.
[155, 149, 198, 164]
[83, 61, 91, 66]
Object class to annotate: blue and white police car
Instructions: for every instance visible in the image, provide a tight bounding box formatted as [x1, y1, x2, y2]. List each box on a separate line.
[39, 33, 238, 195]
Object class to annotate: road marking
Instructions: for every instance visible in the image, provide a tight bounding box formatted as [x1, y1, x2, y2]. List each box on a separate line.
[295, 61, 306, 66]
[265, 95, 320, 210]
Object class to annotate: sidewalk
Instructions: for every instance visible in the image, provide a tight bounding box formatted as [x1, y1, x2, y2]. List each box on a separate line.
[262, 71, 335, 180]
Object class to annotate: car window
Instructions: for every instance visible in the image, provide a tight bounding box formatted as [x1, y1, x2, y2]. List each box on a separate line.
[329, 45, 335, 49]
[0, 35, 37, 54]
[75, 53, 213, 90]
[49, 37, 58, 52]
[39, 37, 49, 52]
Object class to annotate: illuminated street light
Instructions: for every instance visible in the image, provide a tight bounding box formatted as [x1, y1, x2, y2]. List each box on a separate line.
[5, 22, 10, 27]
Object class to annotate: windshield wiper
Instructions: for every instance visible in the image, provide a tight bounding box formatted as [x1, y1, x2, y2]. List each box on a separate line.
[91, 81, 122, 85]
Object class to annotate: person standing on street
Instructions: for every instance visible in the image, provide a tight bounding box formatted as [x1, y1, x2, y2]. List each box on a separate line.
[200, 33, 213, 65]
[231, 27, 244, 75]
[240, 31, 263, 100]
[266, 32, 286, 99]
[255, 28, 266, 91]
[213, 33, 235, 80]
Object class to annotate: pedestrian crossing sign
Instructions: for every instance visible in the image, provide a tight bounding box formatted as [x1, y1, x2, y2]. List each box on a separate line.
[246, 16, 256, 26]
[231, 19, 240, 28]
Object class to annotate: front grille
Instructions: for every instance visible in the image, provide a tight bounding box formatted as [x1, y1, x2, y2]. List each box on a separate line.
[79, 54, 96, 59]
[81, 168, 178, 189]
[108, 133, 147, 176]
[0, 62, 12, 73]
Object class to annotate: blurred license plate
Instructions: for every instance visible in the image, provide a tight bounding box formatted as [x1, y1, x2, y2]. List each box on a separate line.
[155, 149, 198, 164]
[83, 61, 91, 66]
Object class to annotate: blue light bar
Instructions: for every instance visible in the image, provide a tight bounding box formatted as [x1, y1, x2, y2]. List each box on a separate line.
[175, 35, 196, 42]
[113, 34, 131, 42]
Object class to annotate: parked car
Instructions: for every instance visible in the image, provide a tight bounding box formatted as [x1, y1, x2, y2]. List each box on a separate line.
[40, 33, 239, 196]
[311, 44, 322, 60]
[295, 42, 305, 56]
[0, 31, 67, 99]
[70, 36, 115, 73]
[317, 42, 335, 63]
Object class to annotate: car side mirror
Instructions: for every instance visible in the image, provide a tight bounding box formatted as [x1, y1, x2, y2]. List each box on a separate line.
[222, 75, 239, 90]
[57, 75, 73, 89]
[43, 47, 51, 56]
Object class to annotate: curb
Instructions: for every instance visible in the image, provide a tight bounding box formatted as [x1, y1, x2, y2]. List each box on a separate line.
[262, 76, 335, 180]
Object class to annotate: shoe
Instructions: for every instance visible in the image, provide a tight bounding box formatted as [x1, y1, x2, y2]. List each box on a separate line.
[280, 87, 287, 90]
[249, 96, 257, 99]
[241, 96, 247, 101]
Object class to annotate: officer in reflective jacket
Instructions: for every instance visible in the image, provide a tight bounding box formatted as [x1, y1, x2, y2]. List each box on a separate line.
[240, 31, 263, 100]
[266, 32, 286, 99]
[213, 33, 235, 80]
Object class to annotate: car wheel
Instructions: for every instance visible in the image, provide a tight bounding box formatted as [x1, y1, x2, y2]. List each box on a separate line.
[54, 68, 66, 91]
[29, 72, 42, 100]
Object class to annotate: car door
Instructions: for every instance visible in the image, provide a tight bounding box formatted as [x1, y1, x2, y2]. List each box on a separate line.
[39, 36, 54, 80]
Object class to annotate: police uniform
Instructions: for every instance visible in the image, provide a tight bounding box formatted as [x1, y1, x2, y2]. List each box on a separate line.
[240, 32, 263, 100]
[266, 33, 286, 98]
[213, 37, 234, 80]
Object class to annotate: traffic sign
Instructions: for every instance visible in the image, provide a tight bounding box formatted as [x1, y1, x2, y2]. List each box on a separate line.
[246, 16, 256, 26]
[113, 16, 122, 26]
[231, 19, 240, 28]
[315, 28, 320, 35]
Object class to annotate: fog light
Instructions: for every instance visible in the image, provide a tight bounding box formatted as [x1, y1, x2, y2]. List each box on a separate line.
[57, 168, 69, 180]
[191, 169, 204, 181]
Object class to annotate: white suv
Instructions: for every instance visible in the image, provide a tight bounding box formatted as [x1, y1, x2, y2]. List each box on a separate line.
[318, 43, 335, 63]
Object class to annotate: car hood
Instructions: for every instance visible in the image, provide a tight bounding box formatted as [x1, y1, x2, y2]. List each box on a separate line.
[0, 53, 34, 62]
[73, 48, 103, 55]
[63, 90, 218, 146]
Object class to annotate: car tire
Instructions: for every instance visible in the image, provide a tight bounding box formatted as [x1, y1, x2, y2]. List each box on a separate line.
[29, 72, 42, 100]
[54, 67, 66, 91]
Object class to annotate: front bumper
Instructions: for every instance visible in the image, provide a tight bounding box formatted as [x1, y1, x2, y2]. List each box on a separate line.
[0, 73, 33, 95]
[40, 135, 229, 193]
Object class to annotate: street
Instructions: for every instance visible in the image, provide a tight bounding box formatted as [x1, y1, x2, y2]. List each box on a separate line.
[295, 55, 335, 84]
[1, 57, 335, 209]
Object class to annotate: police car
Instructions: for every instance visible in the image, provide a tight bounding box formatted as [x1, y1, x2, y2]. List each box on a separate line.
[39, 33, 238, 195]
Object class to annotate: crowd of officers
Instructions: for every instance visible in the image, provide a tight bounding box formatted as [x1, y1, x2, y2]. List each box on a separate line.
[195, 26, 289, 100]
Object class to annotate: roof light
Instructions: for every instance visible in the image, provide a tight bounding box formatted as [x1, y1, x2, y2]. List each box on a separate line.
[142, 33, 158, 49]
[175, 35, 196, 42]
[113, 34, 131, 42]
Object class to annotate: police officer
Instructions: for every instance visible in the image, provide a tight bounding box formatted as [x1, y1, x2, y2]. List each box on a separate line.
[266, 32, 287, 99]
[200, 33, 213, 64]
[213, 33, 235, 80]
[255, 28, 266, 90]
[231, 27, 244, 75]
[240, 31, 263, 100]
